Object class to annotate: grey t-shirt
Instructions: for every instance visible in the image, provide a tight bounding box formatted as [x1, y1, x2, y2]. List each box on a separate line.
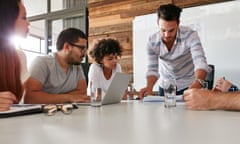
[30, 54, 85, 94]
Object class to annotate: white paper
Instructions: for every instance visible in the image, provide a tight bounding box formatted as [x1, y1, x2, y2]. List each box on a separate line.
[143, 95, 183, 102]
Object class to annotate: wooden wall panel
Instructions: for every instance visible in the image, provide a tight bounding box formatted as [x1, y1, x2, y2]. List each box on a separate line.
[88, 0, 230, 79]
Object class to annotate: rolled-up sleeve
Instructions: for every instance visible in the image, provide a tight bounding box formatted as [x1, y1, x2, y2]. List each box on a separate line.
[146, 36, 160, 78]
[188, 31, 210, 73]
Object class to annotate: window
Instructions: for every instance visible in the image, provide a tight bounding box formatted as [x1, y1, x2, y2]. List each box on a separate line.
[21, 0, 88, 68]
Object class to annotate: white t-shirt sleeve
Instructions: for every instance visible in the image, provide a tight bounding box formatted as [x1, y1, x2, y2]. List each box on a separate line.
[17, 50, 30, 84]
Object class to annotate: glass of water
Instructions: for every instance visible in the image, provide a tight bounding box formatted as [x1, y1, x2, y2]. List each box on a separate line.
[162, 78, 177, 108]
[89, 81, 102, 107]
[90, 87, 102, 107]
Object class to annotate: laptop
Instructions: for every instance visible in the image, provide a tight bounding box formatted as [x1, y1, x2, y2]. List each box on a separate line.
[76, 72, 131, 106]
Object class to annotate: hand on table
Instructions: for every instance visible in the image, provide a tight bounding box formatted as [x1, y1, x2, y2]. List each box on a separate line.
[0, 91, 17, 111]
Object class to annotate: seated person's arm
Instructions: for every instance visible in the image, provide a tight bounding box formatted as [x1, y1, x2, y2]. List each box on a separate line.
[0, 92, 17, 111]
[64, 79, 90, 101]
[24, 77, 89, 104]
[214, 77, 238, 92]
[184, 88, 240, 110]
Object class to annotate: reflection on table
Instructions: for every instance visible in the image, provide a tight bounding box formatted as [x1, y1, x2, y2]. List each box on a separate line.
[0, 101, 240, 144]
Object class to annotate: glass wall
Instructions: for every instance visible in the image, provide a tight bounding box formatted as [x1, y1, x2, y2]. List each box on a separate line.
[24, 0, 48, 16]
[22, 0, 88, 68]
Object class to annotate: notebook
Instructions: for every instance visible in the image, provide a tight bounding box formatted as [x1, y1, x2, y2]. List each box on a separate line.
[0, 104, 43, 118]
[76, 72, 131, 106]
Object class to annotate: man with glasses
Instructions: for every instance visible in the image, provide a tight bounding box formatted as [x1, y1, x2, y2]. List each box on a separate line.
[25, 28, 89, 104]
[138, 4, 210, 98]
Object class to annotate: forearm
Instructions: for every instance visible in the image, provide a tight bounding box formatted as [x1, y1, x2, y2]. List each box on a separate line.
[67, 89, 89, 101]
[24, 91, 73, 104]
[190, 69, 207, 88]
[195, 69, 207, 80]
[210, 92, 240, 110]
[146, 75, 158, 90]
[68, 89, 87, 96]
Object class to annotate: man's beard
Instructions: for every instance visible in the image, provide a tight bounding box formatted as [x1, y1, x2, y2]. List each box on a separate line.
[66, 52, 81, 65]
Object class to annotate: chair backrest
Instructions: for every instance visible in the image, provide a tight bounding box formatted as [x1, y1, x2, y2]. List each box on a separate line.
[81, 63, 91, 85]
[205, 64, 215, 89]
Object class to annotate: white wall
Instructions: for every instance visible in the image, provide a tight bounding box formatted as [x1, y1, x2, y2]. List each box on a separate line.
[133, 0, 240, 91]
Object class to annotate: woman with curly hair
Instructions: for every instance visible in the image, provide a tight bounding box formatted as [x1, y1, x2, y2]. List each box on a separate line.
[87, 38, 123, 97]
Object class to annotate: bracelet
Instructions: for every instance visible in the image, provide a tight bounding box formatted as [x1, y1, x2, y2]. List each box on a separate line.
[228, 85, 238, 92]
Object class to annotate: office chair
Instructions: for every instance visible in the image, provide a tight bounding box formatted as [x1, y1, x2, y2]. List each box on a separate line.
[205, 64, 215, 89]
[81, 63, 91, 85]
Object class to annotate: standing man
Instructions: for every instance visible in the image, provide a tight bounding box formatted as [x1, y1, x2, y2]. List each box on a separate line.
[139, 4, 209, 98]
[25, 28, 89, 104]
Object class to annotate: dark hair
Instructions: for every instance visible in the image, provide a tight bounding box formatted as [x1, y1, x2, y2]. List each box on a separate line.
[56, 27, 87, 51]
[0, 0, 21, 40]
[0, 0, 23, 102]
[90, 38, 122, 64]
[157, 4, 182, 22]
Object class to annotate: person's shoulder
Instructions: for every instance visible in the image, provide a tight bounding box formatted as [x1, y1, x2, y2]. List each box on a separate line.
[179, 25, 198, 40]
[34, 54, 53, 62]
[90, 63, 101, 69]
[179, 26, 196, 34]
[149, 31, 160, 41]
[16, 49, 26, 58]
[16, 49, 25, 54]
[89, 63, 102, 74]
[31, 54, 54, 67]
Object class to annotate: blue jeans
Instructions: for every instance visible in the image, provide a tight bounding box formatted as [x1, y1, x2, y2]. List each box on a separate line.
[158, 86, 188, 96]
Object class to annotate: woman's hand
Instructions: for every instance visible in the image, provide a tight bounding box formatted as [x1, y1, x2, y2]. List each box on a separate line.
[0, 91, 17, 111]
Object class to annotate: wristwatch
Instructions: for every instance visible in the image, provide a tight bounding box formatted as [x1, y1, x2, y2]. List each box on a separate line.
[228, 85, 238, 92]
[196, 79, 206, 87]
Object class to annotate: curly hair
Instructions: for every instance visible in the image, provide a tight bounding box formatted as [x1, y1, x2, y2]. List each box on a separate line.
[90, 38, 122, 64]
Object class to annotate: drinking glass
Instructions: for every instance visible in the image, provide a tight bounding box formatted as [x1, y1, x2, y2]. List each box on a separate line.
[162, 79, 177, 108]
[90, 87, 102, 107]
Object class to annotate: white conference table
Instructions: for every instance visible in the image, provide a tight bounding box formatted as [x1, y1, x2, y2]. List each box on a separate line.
[1, 101, 240, 144]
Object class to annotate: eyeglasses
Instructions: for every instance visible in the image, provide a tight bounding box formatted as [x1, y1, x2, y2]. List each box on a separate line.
[42, 104, 78, 116]
[69, 42, 87, 53]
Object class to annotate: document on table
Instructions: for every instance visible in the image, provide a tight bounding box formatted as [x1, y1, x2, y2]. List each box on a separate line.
[0, 104, 43, 118]
[143, 95, 184, 102]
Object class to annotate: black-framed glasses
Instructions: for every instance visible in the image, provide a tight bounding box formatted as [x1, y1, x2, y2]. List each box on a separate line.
[43, 104, 78, 116]
[69, 42, 87, 53]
